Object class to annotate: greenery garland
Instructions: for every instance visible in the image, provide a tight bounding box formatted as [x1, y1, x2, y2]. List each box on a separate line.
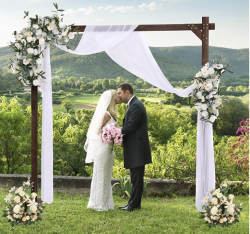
[9, 3, 76, 87]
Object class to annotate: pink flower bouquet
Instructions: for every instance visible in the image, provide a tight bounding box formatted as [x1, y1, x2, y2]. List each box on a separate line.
[100, 124, 123, 146]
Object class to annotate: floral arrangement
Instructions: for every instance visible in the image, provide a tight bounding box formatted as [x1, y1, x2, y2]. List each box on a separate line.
[3, 178, 45, 225]
[228, 118, 249, 178]
[9, 3, 76, 87]
[190, 61, 231, 123]
[100, 123, 123, 146]
[202, 181, 242, 226]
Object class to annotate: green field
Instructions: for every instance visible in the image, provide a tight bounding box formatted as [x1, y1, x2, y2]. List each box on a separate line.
[0, 188, 248, 234]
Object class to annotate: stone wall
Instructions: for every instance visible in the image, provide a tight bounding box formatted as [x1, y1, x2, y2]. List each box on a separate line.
[0, 174, 195, 196]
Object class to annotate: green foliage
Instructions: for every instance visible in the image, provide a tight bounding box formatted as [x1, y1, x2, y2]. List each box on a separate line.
[60, 98, 74, 113]
[215, 97, 249, 135]
[113, 176, 132, 198]
[53, 110, 92, 176]
[0, 96, 32, 174]
[146, 127, 197, 180]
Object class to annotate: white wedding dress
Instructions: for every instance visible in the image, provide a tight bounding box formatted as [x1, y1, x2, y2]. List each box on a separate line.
[87, 111, 117, 211]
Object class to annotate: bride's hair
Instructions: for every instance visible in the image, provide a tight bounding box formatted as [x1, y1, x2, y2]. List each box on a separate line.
[107, 89, 117, 120]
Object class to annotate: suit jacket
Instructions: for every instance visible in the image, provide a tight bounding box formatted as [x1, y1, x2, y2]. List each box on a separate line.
[122, 96, 152, 169]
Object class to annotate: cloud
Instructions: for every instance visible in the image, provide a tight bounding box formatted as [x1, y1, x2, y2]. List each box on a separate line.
[65, 2, 162, 16]
[78, 7, 96, 15]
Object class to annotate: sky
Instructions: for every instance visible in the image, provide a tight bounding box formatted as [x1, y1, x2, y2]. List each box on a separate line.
[0, 0, 249, 49]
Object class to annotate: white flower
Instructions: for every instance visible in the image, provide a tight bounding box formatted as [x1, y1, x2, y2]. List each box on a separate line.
[23, 59, 29, 65]
[212, 64, 223, 69]
[47, 25, 53, 31]
[68, 32, 74, 39]
[64, 37, 69, 43]
[210, 206, 218, 215]
[217, 193, 222, 198]
[33, 49, 39, 55]
[196, 91, 203, 98]
[4, 193, 12, 202]
[208, 67, 215, 75]
[13, 205, 21, 214]
[229, 194, 235, 200]
[27, 48, 34, 54]
[32, 37, 37, 43]
[36, 29, 42, 36]
[59, 22, 64, 28]
[15, 43, 21, 49]
[201, 68, 209, 78]
[202, 195, 209, 204]
[214, 98, 222, 107]
[195, 71, 202, 77]
[26, 36, 33, 42]
[209, 115, 217, 122]
[225, 201, 235, 215]
[204, 80, 213, 91]
[33, 24, 39, 29]
[26, 31, 33, 37]
[20, 39, 26, 45]
[16, 34, 22, 40]
[30, 70, 34, 77]
[33, 79, 40, 86]
[9, 187, 16, 193]
[211, 197, 218, 205]
[212, 188, 220, 196]
[28, 199, 38, 213]
[201, 104, 208, 110]
[39, 38, 45, 45]
[31, 192, 37, 199]
[52, 28, 59, 35]
[195, 103, 202, 111]
[201, 111, 209, 117]
[14, 196, 21, 203]
[36, 58, 43, 65]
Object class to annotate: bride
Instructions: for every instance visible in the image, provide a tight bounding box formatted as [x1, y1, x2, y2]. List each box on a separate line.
[84, 90, 120, 211]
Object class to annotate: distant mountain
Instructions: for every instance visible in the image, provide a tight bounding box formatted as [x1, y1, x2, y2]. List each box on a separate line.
[0, 35, 248, 86]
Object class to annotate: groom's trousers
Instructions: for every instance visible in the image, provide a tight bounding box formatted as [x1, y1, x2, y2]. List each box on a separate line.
[129, 165, 145, 208]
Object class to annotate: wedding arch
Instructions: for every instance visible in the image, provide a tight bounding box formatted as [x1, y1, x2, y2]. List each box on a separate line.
[26, 17, 215, 212]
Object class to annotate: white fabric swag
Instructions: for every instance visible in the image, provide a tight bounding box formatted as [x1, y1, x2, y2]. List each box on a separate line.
[41, 25, 215, 211]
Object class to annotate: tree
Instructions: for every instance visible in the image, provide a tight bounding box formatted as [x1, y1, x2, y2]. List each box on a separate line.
[61, 99, 74, 113]
[102, 78, 109, 90]
[215, 97, 249, 135]
[53, 110, 91, 176]
[0, 97, 32, 174]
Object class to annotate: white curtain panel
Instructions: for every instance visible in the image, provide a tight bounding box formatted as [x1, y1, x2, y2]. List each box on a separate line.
[41, 45, 53, 204]
[42, 25, 215, 211]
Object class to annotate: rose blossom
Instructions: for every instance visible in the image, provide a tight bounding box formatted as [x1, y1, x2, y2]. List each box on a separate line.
[210, 206, 218, 215]
[13, 205, 21, 214]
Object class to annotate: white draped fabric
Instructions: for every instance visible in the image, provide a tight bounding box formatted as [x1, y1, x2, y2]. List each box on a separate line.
[41, 25, 215, 211]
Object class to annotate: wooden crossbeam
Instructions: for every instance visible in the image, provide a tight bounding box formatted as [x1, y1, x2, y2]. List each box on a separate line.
[71, 23, 215, 33]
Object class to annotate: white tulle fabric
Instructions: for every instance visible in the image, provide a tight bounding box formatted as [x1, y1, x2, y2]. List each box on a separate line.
[84, 90, 112, 163]
[87, 112, 117, 211]
[41, 25, 215, 211]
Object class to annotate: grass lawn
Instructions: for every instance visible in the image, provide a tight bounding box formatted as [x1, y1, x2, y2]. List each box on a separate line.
[0, 189, 248, 234]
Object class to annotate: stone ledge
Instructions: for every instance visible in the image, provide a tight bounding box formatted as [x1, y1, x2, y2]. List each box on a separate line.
[0, 174, 195, 196]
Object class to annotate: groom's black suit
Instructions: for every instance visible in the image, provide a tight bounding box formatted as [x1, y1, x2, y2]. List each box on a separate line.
[122, 96, 152, 209]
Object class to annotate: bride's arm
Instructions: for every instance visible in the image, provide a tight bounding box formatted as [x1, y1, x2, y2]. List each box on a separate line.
[101, 112, 111, 129]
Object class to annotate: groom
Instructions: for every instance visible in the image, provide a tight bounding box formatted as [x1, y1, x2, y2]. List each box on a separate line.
[117, 83, 152, 212]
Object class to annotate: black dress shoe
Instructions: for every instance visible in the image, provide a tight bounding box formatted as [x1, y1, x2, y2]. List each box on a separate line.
[119, 203, 129, 210]
[120, 205, 134, 212]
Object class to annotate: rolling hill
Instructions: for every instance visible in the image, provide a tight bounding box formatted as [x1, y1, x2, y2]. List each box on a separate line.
[0, 35, 248, 86]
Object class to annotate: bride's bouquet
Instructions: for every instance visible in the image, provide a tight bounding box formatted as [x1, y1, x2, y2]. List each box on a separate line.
[100, 123, 123, 146]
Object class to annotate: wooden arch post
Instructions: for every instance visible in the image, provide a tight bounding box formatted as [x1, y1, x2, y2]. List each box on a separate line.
[30, 16, 214, 194]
